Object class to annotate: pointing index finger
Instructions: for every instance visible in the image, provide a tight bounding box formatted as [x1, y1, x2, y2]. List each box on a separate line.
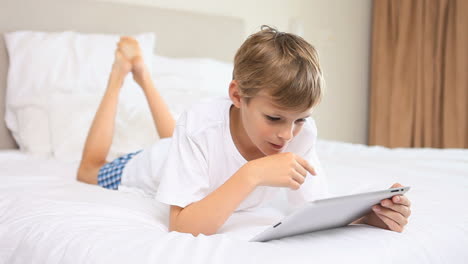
[295, 155, 317, 176]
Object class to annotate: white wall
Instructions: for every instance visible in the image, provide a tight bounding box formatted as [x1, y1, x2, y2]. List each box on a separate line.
[97, 0, 305, 35]
[300, 0, 372, 145]
[97, 0, 372, 145]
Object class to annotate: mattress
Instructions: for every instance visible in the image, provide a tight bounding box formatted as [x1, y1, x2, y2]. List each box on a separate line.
[0, 140, 467, 264]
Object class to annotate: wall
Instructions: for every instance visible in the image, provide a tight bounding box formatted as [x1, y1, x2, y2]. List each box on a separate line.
[300, 0, 372, 144]
[96, 0, 373, 144]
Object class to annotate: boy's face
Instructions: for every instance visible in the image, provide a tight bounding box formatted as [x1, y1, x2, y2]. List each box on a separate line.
[230, 81, 312, 157]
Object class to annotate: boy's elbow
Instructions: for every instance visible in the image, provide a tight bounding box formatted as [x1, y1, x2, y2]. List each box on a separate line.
[169, 220, 218, 237]
[169, 204, 219, 236]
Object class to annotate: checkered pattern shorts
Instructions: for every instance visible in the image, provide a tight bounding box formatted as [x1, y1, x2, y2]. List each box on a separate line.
[97, 150, 142, 190]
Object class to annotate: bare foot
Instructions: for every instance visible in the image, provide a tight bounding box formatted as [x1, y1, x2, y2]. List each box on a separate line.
[117, 36, 149, 86]
[112, 49, 132, 77]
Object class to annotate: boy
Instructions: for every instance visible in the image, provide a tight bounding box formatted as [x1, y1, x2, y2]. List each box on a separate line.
[77, 26, 411, 237]
[155, 26, 411, 236]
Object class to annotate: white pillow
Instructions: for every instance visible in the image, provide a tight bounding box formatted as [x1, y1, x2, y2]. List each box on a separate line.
[152, 55, 233, 119]
[4, 31, 156, 159]
[14, 106, 51, 156]
[48, 92, 157, 162]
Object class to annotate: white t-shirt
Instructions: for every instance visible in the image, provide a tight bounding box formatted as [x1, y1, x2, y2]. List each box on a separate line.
[154, 97, 329, 211]
[120, 138, 171, 196]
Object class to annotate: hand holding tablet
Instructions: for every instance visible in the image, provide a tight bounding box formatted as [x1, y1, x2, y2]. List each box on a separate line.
[250, 186, 411, 242]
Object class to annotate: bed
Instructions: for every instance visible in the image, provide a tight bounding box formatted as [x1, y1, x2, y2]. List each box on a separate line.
[1, 142, 467, 263]
[1, 0, 467, 263]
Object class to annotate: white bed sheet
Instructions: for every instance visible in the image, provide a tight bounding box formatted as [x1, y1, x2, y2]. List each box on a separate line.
[0, 140, 467, 264]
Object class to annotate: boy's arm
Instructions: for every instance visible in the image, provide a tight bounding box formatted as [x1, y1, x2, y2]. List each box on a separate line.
[169, 152, 316, 236]
[350, 216, 366, 225]
[169, 166, 257, 236]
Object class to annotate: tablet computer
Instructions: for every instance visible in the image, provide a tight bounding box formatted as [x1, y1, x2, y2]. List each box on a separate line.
[250, 186, 411, 242]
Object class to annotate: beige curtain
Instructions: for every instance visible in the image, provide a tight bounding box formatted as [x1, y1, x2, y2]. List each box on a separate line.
[369, 0, 468, 148]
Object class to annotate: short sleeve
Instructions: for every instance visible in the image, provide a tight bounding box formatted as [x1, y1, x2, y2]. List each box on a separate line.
[155, 121, 210, 208]
[286, 122, 330, 209]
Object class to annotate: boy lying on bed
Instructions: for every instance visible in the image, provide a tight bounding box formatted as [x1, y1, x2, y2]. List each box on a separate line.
[77, 26, 411, 236]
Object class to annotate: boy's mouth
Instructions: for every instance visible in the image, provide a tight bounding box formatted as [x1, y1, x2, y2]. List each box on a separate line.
[269, 142, 284, 150]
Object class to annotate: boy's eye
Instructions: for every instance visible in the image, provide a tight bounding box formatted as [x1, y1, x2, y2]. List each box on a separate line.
[265, 115, 281, 121]
[265, 115, 307, 123]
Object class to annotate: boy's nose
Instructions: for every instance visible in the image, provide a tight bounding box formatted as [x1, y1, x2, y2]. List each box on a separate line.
[277, 125, 294, 142]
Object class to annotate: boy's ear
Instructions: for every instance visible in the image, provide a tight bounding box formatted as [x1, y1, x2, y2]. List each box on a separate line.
[229, 80, 242, 108]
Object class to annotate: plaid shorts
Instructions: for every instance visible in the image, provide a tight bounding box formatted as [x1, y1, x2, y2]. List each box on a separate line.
[97, 150, 142, 190]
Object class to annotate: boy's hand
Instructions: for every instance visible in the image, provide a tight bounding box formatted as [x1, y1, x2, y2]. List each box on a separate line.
[116, 36, 150, 86]
[360, 183, 412, 232]
[243, 152, 317, 190]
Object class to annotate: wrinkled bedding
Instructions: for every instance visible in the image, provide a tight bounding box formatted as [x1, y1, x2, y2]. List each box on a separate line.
[0, 140, 467, 264]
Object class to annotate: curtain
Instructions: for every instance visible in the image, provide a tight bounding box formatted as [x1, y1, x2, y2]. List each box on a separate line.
[368, 0, 467, 148]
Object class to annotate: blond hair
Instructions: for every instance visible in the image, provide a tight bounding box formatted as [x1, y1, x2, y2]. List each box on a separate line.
[233, 25, 324, 111]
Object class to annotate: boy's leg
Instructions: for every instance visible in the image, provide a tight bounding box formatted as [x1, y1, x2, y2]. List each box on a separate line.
[137, 70, 176, 138]
[118, 37, 175, 138]
[77, 36, 176, 185]
[77, 53, 130, 184]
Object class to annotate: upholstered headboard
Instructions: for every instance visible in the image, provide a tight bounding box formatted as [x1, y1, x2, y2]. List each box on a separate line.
[0, 0, 244, 149]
